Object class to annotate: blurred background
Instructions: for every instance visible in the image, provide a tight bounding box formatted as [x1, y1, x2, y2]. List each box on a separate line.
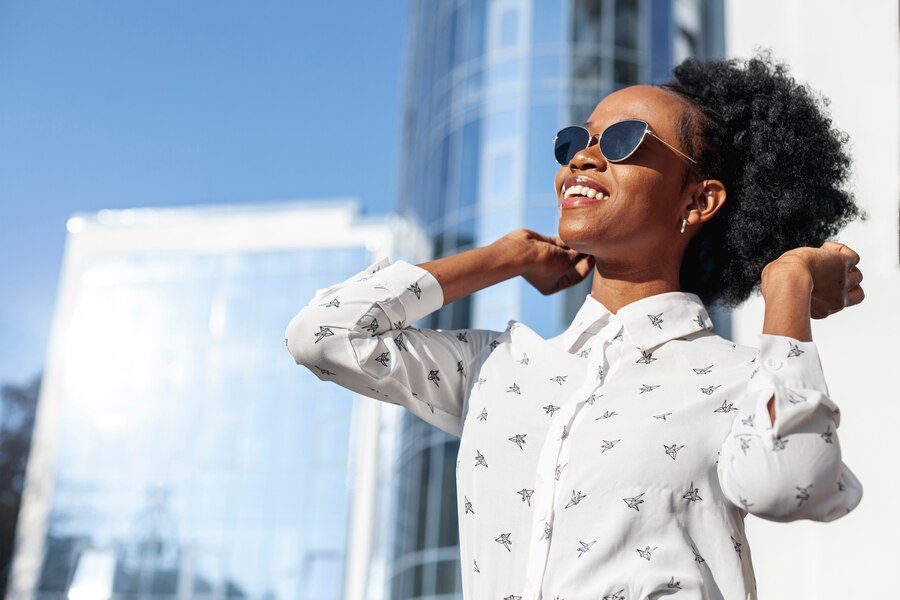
[0, 1, 897, 598]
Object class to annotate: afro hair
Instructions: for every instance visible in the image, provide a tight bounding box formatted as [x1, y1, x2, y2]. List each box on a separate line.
[654, 47, 867, 309]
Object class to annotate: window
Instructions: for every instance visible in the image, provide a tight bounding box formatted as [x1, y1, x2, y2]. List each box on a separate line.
[571, 0, 604, 83]
[481, 142, 522, 210]
[488, 0, 529, 54]
[498, 7, 520, 48]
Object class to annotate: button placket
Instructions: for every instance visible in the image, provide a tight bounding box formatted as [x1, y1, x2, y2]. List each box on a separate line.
[521, 325, 620, 600]
[523, 402, 575, 599]
[550, 322, 618, 524]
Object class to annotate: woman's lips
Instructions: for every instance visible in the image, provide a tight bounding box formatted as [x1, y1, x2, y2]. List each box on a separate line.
[559, 174, 611, 209]
[559, 195, 602, 209]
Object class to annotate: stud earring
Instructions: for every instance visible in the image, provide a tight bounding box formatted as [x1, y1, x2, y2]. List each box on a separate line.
[680, 217, 687, 233]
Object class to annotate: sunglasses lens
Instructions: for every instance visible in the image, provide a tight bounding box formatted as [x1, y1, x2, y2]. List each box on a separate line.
[598, 120, 647, 161]
[554, 126, 591, 165]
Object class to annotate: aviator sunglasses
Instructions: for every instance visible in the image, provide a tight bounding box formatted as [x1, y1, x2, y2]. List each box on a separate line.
[553, 119, 701, 172]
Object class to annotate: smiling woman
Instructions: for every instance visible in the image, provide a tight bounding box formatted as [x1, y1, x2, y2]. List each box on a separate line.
[551, 49, 865, 313]
[285, 48, 865, 600]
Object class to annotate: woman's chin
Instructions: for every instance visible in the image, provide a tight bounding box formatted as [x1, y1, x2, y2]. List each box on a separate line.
[557, 220, 601, 253]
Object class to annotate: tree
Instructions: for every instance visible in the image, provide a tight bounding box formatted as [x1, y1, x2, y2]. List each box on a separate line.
[0, 371, 41, 596]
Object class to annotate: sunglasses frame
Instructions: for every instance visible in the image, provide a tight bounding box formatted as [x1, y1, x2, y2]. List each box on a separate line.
[553, 119, 701, 171]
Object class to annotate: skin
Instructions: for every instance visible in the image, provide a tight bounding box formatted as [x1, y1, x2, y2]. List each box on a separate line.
[418, 84, 865, 426]
[551, 84, 726, 315]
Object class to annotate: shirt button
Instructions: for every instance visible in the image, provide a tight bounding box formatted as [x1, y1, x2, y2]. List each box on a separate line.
[764, 356, 783, 370]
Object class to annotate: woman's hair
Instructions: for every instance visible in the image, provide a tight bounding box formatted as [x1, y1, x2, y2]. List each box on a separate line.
[654, 47, 867, 309]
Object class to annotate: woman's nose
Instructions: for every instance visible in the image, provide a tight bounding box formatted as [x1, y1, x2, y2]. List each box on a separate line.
[569, 140, 608, 172]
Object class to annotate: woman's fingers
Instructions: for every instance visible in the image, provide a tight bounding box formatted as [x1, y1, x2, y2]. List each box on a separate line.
[558, 254, 594, 291]
[549, 235, 572, 250]
[822, 240, 861, 266]
[810, 295, 839, 319]
[847, 284, 865, 306]
[573, 254, 594, 279]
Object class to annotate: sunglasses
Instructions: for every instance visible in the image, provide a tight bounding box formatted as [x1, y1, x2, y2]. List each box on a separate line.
[553, 119, 701, 173]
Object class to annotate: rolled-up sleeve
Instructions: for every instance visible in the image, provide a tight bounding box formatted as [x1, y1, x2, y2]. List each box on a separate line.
[284, 256, 500, 437]
[717, 333, 863, 522]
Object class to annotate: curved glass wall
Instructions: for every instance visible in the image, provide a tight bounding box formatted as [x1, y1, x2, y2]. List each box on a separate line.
[11, 237, 374, 599]
[9, 198, 446, 600]
[390, 0, 724, 598]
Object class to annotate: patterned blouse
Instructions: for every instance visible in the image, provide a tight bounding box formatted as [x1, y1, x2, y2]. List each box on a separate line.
[284, 257, 863, 600]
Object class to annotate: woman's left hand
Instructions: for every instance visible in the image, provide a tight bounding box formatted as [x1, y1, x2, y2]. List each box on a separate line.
[762, 241, 865, 319]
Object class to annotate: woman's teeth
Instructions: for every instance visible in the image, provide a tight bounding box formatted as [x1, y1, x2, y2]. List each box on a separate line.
[563, 185, 607, 200]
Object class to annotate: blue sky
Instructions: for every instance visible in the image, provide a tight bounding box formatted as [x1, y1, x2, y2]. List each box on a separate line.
[0, 1, 406, 386]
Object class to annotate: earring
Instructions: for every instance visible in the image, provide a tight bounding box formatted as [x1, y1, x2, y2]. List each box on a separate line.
[680, 217, 687, 233]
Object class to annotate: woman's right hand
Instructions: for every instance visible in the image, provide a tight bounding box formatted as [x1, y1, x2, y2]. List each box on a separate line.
[495, 229, 595, 296]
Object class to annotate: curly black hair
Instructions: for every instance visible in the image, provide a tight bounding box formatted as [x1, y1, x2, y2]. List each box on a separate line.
[653, 47, 867, 309]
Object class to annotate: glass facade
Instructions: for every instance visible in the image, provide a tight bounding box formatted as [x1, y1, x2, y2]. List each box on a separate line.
[390, 1, 726, 598]
[9, 202, 424, 600]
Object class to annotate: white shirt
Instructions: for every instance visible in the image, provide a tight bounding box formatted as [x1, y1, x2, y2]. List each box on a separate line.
[284, 257, 863, 600]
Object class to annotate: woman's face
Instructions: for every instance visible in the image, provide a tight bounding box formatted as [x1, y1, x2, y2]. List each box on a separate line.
[554, 84, 704, 262]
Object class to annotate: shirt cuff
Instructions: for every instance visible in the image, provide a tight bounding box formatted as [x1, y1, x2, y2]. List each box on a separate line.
[750, 333, 829, 396]
[747, 333, 837, 437]
[366, 259, 444, 327]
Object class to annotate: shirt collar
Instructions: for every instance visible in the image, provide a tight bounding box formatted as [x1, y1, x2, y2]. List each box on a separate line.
[556, 290, 714, 353]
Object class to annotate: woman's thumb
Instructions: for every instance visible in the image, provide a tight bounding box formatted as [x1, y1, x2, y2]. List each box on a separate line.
[573, 254, 594, 279]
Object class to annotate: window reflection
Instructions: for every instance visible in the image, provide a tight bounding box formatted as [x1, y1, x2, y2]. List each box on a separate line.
[29, 248, 365, 599]
[614, 58, 640, 84]
[497, 7, 520, 49]
[572, 0, 604, 47]
[615, 0, 640, 50]
[674, 25, 699, 63]
[571, 0, 604, 82]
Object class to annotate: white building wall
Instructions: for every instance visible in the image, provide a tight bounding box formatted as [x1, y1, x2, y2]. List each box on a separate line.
[725, 1, 899, 597]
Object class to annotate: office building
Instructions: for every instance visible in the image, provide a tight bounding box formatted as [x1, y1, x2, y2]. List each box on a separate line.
[387, 1, 726, 597]
[8, 200, 429, 599]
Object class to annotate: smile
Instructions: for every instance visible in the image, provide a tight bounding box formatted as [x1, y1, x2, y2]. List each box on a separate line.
[559, 175, 610, 208]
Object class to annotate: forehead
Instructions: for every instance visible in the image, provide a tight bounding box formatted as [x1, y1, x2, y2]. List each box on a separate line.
[584, 85, 685, 136]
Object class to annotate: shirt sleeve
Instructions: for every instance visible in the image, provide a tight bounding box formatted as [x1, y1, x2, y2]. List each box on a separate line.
[716, 333, 863, 523]
[283, 256, 502, 437]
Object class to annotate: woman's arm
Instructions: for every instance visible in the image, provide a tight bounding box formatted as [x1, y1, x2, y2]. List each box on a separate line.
[418, 228, 596, 304]
[414, 237, 531, 306]
[716, 244, 865, 522]
[717, 331, 862, 522]
[760, 267, 814, 425]
[284, 230, 590, 436]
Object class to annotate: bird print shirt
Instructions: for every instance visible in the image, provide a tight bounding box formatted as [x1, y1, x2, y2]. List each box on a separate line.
[284, 257, 863, 600]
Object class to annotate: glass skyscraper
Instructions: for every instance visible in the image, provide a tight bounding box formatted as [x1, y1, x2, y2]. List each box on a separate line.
[8, 200, 429, 600]
[388, 1, 726, 597]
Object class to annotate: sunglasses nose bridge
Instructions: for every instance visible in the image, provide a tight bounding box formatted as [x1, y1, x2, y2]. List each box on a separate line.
[554, 125, 617, 166]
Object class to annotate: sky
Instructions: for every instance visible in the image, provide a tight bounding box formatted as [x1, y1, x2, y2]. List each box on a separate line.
[0, 1, 407, 387]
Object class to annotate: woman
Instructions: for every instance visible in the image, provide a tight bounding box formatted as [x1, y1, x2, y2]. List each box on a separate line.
[284, 51, 865, 600]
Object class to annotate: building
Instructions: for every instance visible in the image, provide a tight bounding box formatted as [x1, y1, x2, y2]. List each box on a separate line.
[387, 1, 726, 597]
[7, 200, 430, 599]
[723, 0, 899, 596]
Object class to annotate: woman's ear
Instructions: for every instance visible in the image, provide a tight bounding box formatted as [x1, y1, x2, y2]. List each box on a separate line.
[688, 180, 727, 226]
